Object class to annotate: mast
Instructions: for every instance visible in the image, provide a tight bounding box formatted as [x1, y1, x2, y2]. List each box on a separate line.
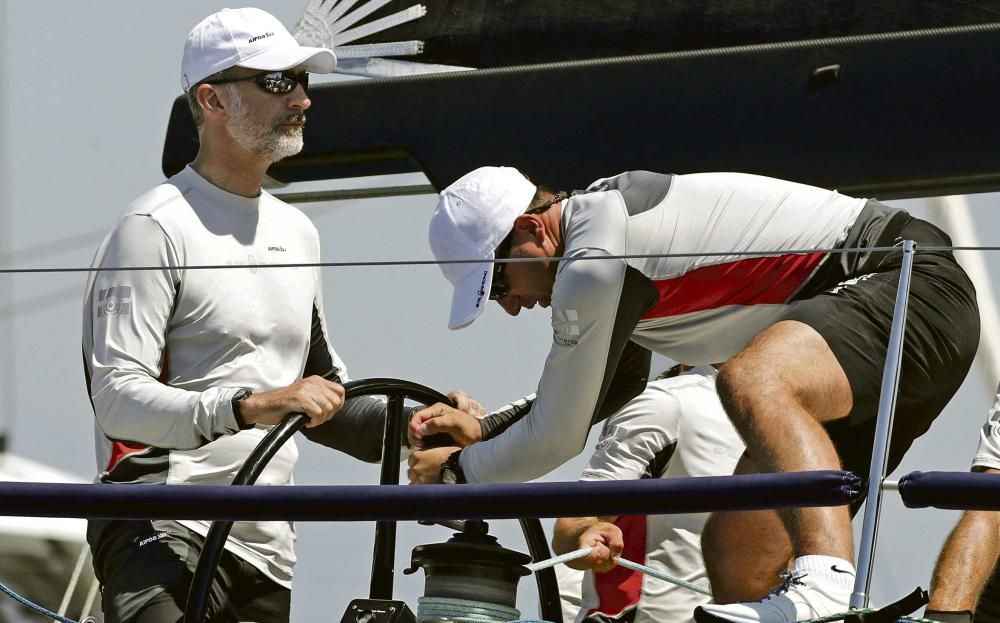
[0, 0, 12, 451]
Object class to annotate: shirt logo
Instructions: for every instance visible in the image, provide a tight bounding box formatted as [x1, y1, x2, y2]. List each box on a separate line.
[596, 423, 627, 451]
[134, 531, 169, 548]
[827, 273, 875, 295]
[97, 286, 132, 317]
[226, 254, 259, 274]
[552, 308, 580, 347]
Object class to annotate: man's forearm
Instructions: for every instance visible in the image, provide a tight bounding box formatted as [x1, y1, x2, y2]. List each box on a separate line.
[301, 396, 417, 463]
[930, 509, 1000, 610]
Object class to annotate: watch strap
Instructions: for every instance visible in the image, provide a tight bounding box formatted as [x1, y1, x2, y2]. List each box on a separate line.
[232, 388, 254, 430]
[441, 449, 466, 484]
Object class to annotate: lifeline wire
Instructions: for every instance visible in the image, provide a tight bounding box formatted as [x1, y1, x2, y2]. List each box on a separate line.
[0, 579, 89, 623]
[1, 244, 996, 275]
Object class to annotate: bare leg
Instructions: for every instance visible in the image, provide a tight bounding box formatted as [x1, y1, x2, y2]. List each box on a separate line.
[703, 454, 793, 603]
[929, 469, 1000, 611]
[715, 320, 854, 563]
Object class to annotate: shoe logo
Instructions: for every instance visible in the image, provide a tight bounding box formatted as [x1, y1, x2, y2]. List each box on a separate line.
[831, 565, 855, 576]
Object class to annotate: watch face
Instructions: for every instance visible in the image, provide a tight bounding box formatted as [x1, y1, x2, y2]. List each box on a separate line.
[441, 468, 458, 485]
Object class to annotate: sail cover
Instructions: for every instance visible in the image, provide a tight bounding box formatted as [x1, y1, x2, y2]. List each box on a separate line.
[162, 1, 1000, 198]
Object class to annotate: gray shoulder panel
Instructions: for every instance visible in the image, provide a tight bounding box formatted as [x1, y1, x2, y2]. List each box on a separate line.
[592, 171, 674, 216]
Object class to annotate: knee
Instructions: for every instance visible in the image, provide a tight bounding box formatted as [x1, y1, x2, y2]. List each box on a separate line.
[716, 358, 782, 428]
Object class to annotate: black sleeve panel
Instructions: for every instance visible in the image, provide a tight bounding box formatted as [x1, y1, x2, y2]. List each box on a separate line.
[588, 266, 658, 426]
[479, 395, 536, 440]
[300, 396, 417, 463]
[593, 339, 652, 426]
[304, 302, 343, 383]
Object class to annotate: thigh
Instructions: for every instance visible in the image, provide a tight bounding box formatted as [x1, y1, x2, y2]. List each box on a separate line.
[785, 251, 977, 425]
[720, 318, 853, 424]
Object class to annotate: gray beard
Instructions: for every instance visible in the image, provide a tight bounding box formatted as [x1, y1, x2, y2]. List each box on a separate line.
[225, 86, 304, 163]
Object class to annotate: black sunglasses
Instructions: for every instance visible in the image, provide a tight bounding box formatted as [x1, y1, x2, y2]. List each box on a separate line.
[488, 191, 568, 301]
[203, 70, 309, 95]
[490, 236, 513, 301]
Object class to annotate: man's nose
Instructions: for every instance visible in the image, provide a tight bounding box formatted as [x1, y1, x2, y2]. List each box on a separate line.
[289, 85, 311, 111]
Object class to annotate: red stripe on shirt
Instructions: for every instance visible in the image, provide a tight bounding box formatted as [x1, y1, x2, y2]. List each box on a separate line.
[640, 253, 826, 320]
[589, 514, 647, 617]
[105, 439, 150, 472]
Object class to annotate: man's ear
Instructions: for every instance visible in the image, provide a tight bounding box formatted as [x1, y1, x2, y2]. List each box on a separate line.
[197, 84, 226, 118]
[512, 214, 546, 242]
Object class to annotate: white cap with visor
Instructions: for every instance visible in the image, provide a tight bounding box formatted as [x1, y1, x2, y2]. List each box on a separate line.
[428, 167, 536, 330]
[181, 7, 337, 92]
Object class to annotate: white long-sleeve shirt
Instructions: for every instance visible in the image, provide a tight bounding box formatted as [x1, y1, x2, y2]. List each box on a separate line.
[82, 166, 348, 587]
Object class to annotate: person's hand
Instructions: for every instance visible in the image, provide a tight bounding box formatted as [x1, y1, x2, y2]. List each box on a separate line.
[447, 390, 486, 417]
[240, 375, 344, 429]
[409, 403, 483, 448]
[407, 446, 461, 484]
[568, 522, 624, 573]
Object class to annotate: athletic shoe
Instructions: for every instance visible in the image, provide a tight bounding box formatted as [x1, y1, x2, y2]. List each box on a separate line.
[694, 569, 851, 623]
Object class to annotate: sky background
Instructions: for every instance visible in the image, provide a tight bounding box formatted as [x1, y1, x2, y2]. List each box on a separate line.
[1, 2, 999, 621]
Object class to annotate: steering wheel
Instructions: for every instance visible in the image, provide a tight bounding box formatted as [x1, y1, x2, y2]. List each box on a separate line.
[184, 378, 563, 623]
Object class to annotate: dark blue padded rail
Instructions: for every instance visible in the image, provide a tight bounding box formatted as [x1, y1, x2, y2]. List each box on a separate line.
[0, 470, 860, 521]
[899, 470, 1000, 510]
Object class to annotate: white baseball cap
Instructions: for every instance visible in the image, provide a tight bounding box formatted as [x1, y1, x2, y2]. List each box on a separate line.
[181, 7, 337, 92]
[428, 167, 536, 330]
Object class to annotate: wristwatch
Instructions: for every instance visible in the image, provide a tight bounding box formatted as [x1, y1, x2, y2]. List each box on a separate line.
[232, 388, 254, 429]
[440, 449, 466, 484]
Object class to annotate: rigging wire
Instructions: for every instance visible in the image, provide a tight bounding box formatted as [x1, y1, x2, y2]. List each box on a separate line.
[1, 245, 998, 275]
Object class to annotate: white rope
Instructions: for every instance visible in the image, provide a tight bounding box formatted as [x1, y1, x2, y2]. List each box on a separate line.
[525, 546, 712, 597]
[526, 546, 593, 571]
[57, 543, 90, 616]
[614, 556, 712, 596]
[80, 577, 99, 622]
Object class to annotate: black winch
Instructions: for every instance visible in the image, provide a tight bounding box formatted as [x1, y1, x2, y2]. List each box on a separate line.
[404, 520, 531, 622]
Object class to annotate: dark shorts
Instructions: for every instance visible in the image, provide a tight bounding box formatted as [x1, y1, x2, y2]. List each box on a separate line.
[783, 209, 980, 486]
[88, 519, 290, 623]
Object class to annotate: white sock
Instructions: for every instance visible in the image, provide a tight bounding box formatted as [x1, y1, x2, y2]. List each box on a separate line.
[792, 555, 856, 588]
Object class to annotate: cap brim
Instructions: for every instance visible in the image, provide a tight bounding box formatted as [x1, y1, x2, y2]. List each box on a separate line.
[239, 45, 337, 74]
[448, 260, 494, 330]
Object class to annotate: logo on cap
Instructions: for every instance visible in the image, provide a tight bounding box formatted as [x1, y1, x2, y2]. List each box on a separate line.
[248, 32, 275, 44]
[476, 270, 490, 307]
[475, 270, 488, 308]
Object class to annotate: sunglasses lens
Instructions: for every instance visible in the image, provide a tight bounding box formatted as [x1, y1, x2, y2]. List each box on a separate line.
[489, 264, 508, 300]
[256, 71, 308, 94]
